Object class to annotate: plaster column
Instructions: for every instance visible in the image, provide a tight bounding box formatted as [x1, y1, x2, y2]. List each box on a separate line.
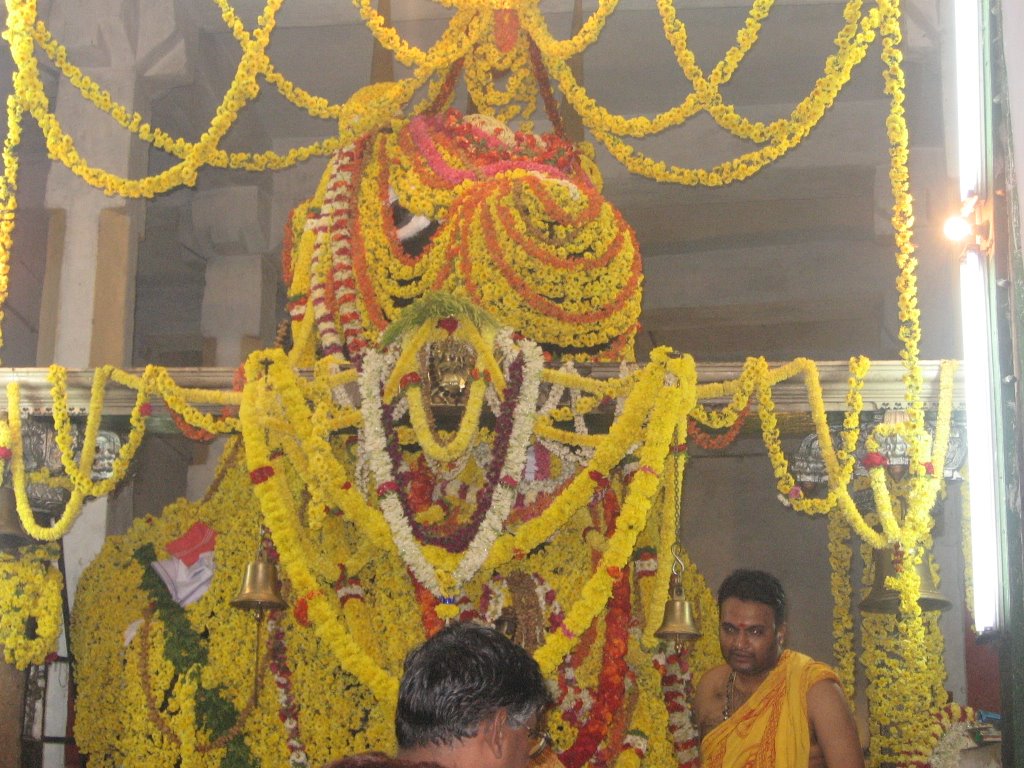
[193, 185, 277, 366]
[38, 0, 195, 367]
[41, 10, 142, 368]
[188, 185, 277, 498]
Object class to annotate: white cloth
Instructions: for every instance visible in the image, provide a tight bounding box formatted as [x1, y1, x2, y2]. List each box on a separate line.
[123, 618, 143, 646]
[151, 551, 216, 608]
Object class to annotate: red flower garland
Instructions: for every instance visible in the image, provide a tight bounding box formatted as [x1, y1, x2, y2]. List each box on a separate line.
[559, 482, 632, 768]
[687, 405, 750, 450]
[412, 577, 446, 637]
[250, 466, 275, 484]
[559, 572, 631, 768]
[169, 407, 216, 443]
[656, 647, 700, 767]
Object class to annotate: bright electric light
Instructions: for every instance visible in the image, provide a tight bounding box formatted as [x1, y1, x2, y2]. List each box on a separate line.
[960, 249, 1002, 632]
[943, 215, 973, 242]
[954, 0, 982, 201]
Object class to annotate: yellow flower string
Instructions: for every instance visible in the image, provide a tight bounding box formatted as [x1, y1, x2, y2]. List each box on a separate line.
[6, 383, 89, 540]
[509, 0, 620, 61]
[482, 361, 664, 574]
[5, 0, 275, 197]
[0, 363, 246, 540]
[541, 3, 880, 185]
[0, 93, 22, 361]
[0, 545, 63, 668]
[0, 0, 971, 756]
[640, 417, 687, 648]
[1, 0, 907, 353]
[241, 350, 401, 706]
[533, 351, 696, 673]
[42, 339, 962, 765]
[827, 513, 856, 703]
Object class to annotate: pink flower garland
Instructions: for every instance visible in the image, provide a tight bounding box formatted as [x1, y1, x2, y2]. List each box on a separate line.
[407, 111, 578, 188]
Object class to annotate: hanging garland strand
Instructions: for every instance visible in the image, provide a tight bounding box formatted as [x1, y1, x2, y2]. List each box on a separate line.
[0, 366, 242, 540]
[1, 0, 906, 354]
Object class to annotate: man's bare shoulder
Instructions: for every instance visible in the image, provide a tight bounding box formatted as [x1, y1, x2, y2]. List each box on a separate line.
[806, 678, 852, 714]
[695, 663, 732, 696]
[807, 679, 865, 768]
[693, 664, 732, 738]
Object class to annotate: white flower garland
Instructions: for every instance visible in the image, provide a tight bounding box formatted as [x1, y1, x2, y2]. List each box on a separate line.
[453, 330, 544, 586]
[358, 328, 544, 598]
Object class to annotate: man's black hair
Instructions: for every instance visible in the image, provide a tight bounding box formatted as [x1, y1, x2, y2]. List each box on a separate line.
[717, 568, 787, 626]
[395, 622, 551, 749]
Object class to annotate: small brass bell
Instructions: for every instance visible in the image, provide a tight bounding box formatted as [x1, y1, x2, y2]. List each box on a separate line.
[859, 546, 951, 614]
[655, 573, 701, 643]
[232, 548, 286, 703]
[231, 554, 287, 613]
[0, 486, 32, 550]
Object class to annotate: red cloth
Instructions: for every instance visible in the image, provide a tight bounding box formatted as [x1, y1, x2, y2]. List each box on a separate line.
[164, 521, 216, 566]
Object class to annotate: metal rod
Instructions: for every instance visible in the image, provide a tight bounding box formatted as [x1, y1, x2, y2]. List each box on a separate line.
[253, 609, 263, 704]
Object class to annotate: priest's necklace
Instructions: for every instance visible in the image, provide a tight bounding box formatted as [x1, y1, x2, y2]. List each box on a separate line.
[723, 670, 736, 721]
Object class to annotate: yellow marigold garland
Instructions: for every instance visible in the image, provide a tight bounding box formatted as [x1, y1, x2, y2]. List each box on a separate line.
[0, 93, 20, 352]
[1, 0, 910, 355]
[40, 340, 963, 766]
[298, 114, 643, 361]
[242, 351, 402, 706]
[533, 352, 696, 674]
[0, 364, 246, 541]
[828, 513, 856, 703]
[0, 0, 973, 757]
[0, 545, 63, 668]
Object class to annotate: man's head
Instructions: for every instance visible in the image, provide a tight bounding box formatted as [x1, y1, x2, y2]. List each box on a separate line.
[396, 622, 551, 768]
[717, 569, 787, 677]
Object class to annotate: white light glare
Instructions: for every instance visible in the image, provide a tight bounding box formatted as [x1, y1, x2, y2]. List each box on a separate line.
[943, 215, 973, 243]
[960, 249, 1002, 633]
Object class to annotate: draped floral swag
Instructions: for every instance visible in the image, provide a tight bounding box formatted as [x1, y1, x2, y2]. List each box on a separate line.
[0, 0, 974, 765]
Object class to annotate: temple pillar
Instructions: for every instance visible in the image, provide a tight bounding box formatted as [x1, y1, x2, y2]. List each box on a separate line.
[199, 252, 276, 366]
[37, 0, 195, 368]
[188, 185, 276, 497]
[38, 195, 142, 368]
[40, 5, 143, 368]
[193, 184, 276, 366]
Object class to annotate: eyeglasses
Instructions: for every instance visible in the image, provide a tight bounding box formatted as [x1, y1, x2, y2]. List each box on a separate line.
[527, 726, 552, 759]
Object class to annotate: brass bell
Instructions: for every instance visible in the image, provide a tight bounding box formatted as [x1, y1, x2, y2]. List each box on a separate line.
[654, 573, 701, 643]
[0, 486, 32, 550]
[230, 554, 287, 613]
[859, 546, 951, 614]
[232, 548, 286, 703]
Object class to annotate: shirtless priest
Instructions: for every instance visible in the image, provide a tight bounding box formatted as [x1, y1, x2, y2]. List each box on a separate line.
[693, 569, 864, 768]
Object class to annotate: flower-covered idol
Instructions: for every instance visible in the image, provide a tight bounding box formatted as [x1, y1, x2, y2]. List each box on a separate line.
[284, 110, 643, 366]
